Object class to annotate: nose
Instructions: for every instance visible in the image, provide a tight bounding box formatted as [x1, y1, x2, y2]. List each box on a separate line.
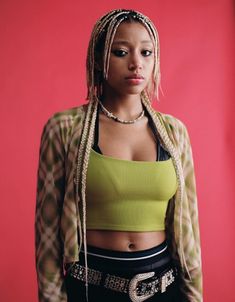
[128, 53, 143, 71]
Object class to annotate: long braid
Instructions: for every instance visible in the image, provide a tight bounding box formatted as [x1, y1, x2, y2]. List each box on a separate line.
[141, 91, 190, 278]
[79, 99, 98, 301]
[103, 13, 129, 79]
[86, 11, 121, 100]
[74, 100, 93, 253]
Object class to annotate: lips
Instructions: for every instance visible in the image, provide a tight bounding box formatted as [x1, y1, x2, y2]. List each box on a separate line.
[125, 76, 145, 85]
[125, 74, 145, 80]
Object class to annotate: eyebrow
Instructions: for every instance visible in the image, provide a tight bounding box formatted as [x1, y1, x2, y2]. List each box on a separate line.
[112, 40, 153, 45]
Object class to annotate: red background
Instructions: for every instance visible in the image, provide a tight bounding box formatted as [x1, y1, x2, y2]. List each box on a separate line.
[0, 0, 234, 301]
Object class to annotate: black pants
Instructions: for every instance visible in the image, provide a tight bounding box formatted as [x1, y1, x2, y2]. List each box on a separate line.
[65, 241, 182, 302]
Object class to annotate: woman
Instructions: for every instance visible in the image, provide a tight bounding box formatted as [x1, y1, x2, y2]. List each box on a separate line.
[35, 9, 202, 302]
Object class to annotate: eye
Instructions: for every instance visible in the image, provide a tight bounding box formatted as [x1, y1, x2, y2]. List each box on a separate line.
[111, 49, 128, 57]
[142, 50, 153, 57]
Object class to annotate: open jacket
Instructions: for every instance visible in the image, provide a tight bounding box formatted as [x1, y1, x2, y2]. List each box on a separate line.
[35, 103, 202, 302]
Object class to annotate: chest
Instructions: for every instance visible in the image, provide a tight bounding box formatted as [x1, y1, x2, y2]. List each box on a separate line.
[98, 115, 158, 161]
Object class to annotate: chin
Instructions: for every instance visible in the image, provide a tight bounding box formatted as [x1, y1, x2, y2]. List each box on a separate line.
[126, 88, 145, 95]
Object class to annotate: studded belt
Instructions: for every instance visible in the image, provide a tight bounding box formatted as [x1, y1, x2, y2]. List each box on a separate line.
[67, 263, 177, 302]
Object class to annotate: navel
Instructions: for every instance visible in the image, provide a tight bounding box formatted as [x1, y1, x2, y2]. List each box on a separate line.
[128, 243, 136, 250]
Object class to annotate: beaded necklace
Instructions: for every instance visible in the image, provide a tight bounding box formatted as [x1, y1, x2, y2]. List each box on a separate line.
[98, 101, 145, 124]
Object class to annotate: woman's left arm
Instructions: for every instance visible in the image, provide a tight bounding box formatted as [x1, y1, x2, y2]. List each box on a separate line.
[178, 121, 203, 301]
[161, 113, 203, 301]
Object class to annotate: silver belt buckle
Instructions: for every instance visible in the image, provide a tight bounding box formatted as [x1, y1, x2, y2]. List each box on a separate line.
[128, 271, 155, 302]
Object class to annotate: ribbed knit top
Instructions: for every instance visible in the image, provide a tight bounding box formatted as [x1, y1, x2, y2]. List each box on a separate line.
[86, 148, 178, 231]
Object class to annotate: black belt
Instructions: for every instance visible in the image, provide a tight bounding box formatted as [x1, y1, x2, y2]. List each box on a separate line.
[67, 263, 177, 302]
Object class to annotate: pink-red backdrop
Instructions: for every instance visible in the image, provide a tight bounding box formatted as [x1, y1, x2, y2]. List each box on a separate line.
[0, 0, 234, 301]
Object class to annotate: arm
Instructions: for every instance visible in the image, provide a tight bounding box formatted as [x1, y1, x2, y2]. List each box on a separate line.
[35, 116, 67, 302]
[159, 113, 203, 301]
[179, 123, 203, 301]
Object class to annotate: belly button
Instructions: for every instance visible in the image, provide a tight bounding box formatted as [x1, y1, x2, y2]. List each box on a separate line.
[128, 243, 135, 250]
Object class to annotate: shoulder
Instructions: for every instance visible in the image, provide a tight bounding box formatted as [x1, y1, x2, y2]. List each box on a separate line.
[156, 111, 187, 133]
[154, 110, 191, 149]
[42, 103, 88, 134]
[40, 103, 89, 148]
[46, 103, 88, 127]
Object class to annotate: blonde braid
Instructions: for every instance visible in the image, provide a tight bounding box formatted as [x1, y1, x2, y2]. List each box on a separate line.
[103, 13, 128, 79]
[74, 100, 93, 259]
[141, 91, 190, 278]
[80, 99, 98, 301]
[74, 101, 93, 191]
[86, 11, 122, 100]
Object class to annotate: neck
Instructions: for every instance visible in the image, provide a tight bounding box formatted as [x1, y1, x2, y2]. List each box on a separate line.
[100, 93, 144, 120]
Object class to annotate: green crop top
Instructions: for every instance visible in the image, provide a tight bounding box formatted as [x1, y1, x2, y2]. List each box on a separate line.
[86, 148, 178, 231]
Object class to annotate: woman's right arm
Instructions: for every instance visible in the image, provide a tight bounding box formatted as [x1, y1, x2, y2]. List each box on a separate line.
[35, 116, 67, 302]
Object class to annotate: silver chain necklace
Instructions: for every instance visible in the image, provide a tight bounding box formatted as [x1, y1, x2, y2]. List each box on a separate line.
[98, 101, 145, 124]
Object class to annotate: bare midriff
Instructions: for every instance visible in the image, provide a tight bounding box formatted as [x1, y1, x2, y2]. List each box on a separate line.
[86, 230, 166, 251]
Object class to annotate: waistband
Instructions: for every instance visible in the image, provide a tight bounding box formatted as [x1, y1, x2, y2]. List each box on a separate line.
[81, 240, 168, 261]
[78, 241, 172, 274]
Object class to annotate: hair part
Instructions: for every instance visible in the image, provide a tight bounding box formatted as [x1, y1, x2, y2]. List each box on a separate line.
[86, 9, 161, 102]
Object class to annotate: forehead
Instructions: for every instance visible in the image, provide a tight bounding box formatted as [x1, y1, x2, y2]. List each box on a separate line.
[112, 21, 153, 45]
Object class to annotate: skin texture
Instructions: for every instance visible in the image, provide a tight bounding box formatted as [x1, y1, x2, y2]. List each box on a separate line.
[87, 21, 166, 251]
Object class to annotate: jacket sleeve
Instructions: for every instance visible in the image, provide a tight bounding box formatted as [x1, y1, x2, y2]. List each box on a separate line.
[35, 116, 67, 302]
[178, 121, 203, 301]
[160, 113, 203, 301]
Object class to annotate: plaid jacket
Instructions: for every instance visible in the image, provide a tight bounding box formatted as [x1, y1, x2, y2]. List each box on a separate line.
[35, 103, 202, 302]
